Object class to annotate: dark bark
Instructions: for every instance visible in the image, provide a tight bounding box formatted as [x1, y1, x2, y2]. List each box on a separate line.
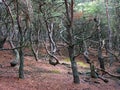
[98, 56, 105, 69]
[105, 0, 114, 66]
[97, 68, 120, 79]
[90, 61, 97, 78]
[10, 60, 18, 67]
[0, 36, 7, 48]
[16, 0, 24, 79]
[94, 17, 105, 70]
[64, 0, 80, 84]
[84, 52, 97, 78]
[19, 47, 24, 79]
[30, 30, 39, 61]
[98, 40, 105, 70]
[49, 58, 59, 66]
[68, 46, 80, 84]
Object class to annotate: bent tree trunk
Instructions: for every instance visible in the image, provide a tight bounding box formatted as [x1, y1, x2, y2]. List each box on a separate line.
[9, 40, 19, 67]
[83, 39, 97, 78]
[68, 46, 80, 83]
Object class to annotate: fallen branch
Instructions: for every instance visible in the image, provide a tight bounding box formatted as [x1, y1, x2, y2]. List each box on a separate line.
[96, 68, 120, 79]
[97, 75, 109, 83]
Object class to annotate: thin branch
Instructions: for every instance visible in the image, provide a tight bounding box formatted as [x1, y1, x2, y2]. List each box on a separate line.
[96, 68, 120, 79]
[60, 29, 69, 44]
[106, 49, 119, 61]
[0, 45, 26, 51]
[2, 0, 14, 28]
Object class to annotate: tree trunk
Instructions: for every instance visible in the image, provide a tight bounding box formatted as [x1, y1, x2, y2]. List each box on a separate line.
[105, 0, 114, 66]
[94, 17, 105, 70]
[19, 46, 24, 79]
[16, 0, 24, 79]
[83, 39, 97, 78]
[64, 0, 80, 84]
[90, 61, 97, 78]
[68, 46, 80, 84]
[0, 36, 6, 48]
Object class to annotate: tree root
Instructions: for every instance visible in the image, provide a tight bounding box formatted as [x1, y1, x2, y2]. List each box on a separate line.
[97, 74, 109, 83]
[49, 59, 60, 66]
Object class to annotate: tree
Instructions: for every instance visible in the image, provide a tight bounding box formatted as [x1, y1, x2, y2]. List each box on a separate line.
[105, 0, 114, 66]
[94, 16, 105, 70]
[63, 0, 80, 84]
[1, 0, 33, 78]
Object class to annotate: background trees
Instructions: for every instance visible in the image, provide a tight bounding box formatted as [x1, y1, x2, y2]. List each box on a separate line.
[0, 0, 120, 84]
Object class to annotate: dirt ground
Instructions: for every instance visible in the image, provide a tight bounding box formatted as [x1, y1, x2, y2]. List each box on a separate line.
[0, 43, 120, 90]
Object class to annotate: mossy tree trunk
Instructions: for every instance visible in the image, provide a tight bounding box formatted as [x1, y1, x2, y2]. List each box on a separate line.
[90, 61, 97, 78]
[68, 45, 80, 83]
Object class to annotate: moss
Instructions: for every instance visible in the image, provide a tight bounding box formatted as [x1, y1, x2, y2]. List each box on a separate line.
[63, 58, 70, 62]
[77, 61, 89, 68]
[64, 58, 89, 68]
[51, 70, 60, 74]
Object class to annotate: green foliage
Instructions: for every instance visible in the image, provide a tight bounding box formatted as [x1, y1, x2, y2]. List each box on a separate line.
[75, 0, 105, 15]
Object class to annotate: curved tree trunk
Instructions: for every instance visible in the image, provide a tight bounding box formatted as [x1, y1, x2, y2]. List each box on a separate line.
[9, 39, 19, 67]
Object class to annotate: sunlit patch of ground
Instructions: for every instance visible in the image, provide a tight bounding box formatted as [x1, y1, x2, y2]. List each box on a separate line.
[77, 61, 89, 68]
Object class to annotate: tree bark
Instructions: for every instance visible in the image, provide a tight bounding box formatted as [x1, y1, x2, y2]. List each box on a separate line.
[19, 46, 24, 79]
[68, 46, 80, 83]
[105, 0, 114, 66]
[16, 0, 24, 79]
[94, 17, 105, 70]
[64, 0, 80, 84]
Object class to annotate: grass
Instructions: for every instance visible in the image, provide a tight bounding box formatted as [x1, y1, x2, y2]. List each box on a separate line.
[63, 58, 70, 62]
[77, 61, 89, 68]
[51, 70, 61, 74]
[64, 58, 89, 68]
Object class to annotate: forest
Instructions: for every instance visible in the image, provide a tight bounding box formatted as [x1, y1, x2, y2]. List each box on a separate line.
[0, 0, 120, 90]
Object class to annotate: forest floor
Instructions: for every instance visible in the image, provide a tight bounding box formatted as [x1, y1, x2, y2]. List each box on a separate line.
[0, 43, 120, 90]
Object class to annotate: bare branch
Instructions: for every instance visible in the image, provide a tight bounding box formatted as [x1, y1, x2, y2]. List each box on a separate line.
[60, 29, 69, 44]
